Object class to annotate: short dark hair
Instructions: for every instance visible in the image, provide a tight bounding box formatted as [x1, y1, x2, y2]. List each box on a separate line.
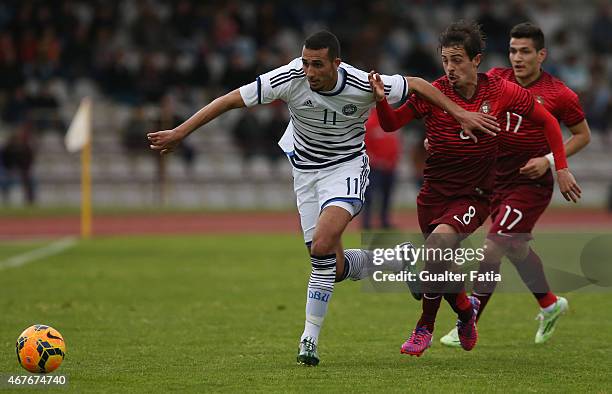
[439, 20, 486, 59]
[304, 30, 341, 60]
[510, 22, 545, 51]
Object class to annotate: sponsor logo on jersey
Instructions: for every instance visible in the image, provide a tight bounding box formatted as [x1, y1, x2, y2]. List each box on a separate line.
[302, 99, 314, 107]
[342, 104, 358, 116]
[535, 95, 544, 104]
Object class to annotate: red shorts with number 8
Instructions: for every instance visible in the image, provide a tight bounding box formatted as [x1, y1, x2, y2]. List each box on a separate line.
[417, 189, 490, 239]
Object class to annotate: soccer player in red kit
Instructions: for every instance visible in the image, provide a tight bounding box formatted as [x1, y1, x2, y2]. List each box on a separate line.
[370, 21, 581, 357]
[440, 23, 591, 347]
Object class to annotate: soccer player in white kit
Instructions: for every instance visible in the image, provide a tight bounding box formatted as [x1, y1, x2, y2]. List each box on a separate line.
[148, 31, 499, 366]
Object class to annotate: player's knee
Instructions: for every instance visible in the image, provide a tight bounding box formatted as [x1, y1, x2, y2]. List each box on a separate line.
[425, 233, 455, 251]
[310, 238, 336, 256]
[483, 238, 506, 261]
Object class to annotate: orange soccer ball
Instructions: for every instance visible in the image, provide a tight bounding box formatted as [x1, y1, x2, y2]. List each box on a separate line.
[16, 325, 66, 373]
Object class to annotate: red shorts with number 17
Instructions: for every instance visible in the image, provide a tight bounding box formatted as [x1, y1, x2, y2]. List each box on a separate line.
[417, 189, 490, 239]
[487, 184, 553, 243]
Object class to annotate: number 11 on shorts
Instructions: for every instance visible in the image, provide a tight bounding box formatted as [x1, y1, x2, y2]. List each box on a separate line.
[346, 177, 358, 195]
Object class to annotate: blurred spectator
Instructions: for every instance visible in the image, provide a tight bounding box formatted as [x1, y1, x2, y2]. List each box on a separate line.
[221, 51, 257, 91]
[410, 128, 427, 191]
[170, 0, 198, 42]
[154, 94, 196, 176]
[100, 50, 138, 104]
[558, 53, 589, 93]
[35, 26, 61, 80]
[589, 1, 612, 54]
[62, 22, 93, 81]
[476, 1, 510, 55]
[505, 0, 533, 30]
[0, 31, 24, 92]
[1, 121, 36, 205]
[131, 2, 169, 52]
[27, 83, 63, 131]
[0, 147, 10, 204]
[231, 107, 261, 173]
[583, 58, 611, 139]
[122, 104, 150, 168]
[191, 46, 212, 87]
[2, 86, 29, 125]
[530, 0, 563, 38]
[402, 41, 440, 82]
[138, 53, 167, 104]
[260, 103, 288, 171]
[362, 109, 401, 230]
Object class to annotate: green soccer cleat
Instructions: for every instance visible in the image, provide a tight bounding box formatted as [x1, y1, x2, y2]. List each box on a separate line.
[297, 337, 319, 366]
[535, 297, 568, 344]
[439, 326, 461, 348]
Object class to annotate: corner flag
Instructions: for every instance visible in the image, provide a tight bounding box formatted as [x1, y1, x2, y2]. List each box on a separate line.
[65, 97, 93, 239]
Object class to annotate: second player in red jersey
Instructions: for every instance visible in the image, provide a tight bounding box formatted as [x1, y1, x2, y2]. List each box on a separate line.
[371, 21, 581, 358]
[487, 64, 586, 238]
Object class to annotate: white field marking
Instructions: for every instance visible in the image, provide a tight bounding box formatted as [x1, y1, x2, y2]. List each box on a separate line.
[0, 237, 78, 270]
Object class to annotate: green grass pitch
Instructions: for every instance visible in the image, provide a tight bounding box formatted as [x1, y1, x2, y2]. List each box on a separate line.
[1, 234, 610, 393]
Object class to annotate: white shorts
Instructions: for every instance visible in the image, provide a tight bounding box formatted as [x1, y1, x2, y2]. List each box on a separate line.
[293, 155, 370, 244]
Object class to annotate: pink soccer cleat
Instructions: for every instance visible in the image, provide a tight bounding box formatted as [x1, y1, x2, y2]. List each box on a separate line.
[400, 326, 433, 357]
[457, 296, 480, 351]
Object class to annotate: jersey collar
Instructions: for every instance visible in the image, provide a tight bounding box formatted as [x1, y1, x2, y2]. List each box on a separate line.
[316, 67, 347, 96]
[453, 73, 484, 103]
[515, 68, 544, 89]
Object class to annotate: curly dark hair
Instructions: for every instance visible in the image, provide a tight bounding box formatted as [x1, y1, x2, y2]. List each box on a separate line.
[439, 20, 486, 59]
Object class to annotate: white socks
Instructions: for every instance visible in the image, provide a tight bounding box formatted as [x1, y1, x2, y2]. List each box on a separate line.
[301, 254, 336, 344]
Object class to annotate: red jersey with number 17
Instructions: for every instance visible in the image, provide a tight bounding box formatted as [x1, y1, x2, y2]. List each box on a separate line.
[487, 67, 585, 192]
[406, 72, 534, 197]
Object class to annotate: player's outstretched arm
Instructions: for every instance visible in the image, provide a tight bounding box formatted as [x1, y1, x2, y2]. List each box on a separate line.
[520, 120, 591, 179]
[369, 72, 499, 138]
[148, 89, 246, 155]
[523, 102, 582, 202]
[405, 76, 500, 142]
[369, 71, 416, 131]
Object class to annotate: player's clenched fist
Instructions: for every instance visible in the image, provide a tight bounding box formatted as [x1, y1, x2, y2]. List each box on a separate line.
[519, 156, 550, 179]
[147, 129, 182, 155]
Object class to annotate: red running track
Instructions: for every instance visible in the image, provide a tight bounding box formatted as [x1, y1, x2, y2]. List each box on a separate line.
[0, 208, 611, 240]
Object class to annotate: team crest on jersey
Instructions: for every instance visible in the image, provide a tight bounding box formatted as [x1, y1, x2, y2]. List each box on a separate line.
[342, 104, 358, 116]
[479, 101, 491, 114]
[535, 95, 544, 104]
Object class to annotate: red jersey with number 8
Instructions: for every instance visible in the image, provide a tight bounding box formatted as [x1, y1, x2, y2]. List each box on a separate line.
[406, 73, 535, 198]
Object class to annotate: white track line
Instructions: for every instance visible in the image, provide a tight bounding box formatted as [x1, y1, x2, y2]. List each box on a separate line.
[0, 237, 78, 271]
